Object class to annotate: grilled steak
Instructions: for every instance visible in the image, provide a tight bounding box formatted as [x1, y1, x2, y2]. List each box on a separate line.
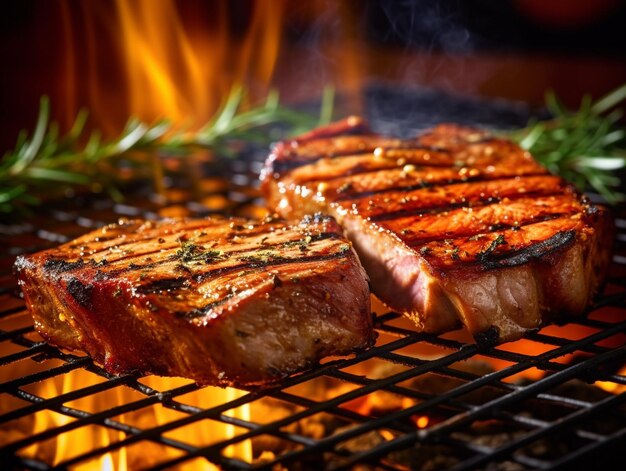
[261, 117, 613, 343]
[14, 215, 373, 386]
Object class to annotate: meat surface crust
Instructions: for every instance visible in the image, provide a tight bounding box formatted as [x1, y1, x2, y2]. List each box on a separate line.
[261, 117, 613, 342]
[14, 215, 373, 386]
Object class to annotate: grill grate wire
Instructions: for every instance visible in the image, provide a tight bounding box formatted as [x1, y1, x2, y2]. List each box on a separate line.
[0, 152, 624, 471]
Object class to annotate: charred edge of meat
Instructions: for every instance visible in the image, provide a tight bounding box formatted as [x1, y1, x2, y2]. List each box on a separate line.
[67, 277, 94, 309]
[43, 258, 86, 273]
[272, 274, 283, 287]
[175, 292, 236, 318]
[137, 277, 191, 294]
[105, 261, 164, 277]
[474, 326, 501, 346]
[476, 234, 508, 261]
[478, 230, 577, 270]
[94, 270, 110, 281]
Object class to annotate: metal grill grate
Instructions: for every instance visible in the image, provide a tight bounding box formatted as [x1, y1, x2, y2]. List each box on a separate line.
[1, 126, 626, 470]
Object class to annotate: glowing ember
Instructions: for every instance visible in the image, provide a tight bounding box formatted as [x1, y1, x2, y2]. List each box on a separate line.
[415, 415, 429, 429]
[595, 366, 626, 394]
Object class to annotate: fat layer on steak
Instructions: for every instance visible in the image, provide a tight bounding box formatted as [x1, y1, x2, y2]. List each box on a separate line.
[261, 117, 613, 343]
[14, 215, 373, 386]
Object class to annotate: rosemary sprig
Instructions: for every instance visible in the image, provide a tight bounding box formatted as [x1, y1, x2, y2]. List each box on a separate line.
[509, 83, 626, 204]
[0, 86, 334, 217]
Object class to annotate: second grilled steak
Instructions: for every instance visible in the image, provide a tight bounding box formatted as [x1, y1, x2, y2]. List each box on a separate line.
[14, 215, 373, 386]
[261, 117, 613, 343]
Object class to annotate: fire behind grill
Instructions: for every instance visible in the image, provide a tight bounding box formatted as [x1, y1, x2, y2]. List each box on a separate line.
[1, 88, 625, 470]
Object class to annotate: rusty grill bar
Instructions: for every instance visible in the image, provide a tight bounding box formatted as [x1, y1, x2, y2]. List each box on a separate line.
[1, 109, 626, 469]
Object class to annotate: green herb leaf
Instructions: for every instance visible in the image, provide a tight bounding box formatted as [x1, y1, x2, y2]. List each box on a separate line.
[508, 83, 626, 204]
[0, 87, 330, 217]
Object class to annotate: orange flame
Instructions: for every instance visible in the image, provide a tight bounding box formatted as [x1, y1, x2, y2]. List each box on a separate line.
[17, 371, 128, 470]
[116, 0, 211, 125]
[9, 370, 251, 469]
[57, 0, 288, 134]
[596, 365, 626, 395]
[414, 415, 429, 429]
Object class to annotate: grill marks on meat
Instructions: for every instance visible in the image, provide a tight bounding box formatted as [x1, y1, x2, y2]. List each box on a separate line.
[14, 215, 374, 386]
[261, 117, 613, 342]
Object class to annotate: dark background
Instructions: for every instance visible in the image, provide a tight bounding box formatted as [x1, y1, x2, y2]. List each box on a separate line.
[364, 0, 626, 56]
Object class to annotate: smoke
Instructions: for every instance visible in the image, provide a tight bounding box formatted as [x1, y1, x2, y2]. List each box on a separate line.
[375, 0, 478, 55]
[275, 0, 521, 125]
[356, 1, 536, 134]
[368, 0, 506, 109]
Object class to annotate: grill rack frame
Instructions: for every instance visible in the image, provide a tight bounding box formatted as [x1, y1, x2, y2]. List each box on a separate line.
[0, 154, 625, 471]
